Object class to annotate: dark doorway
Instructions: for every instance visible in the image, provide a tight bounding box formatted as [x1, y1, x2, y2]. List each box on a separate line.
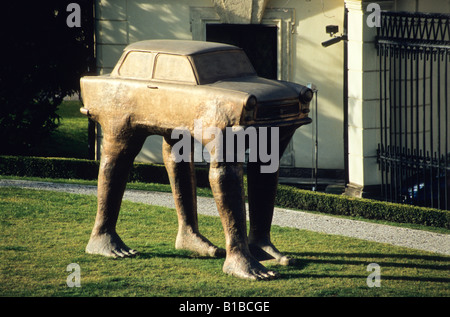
[206, 24, 277, 80]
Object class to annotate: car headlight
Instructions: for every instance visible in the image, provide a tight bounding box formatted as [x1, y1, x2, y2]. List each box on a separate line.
[299, 86, 313, 104]
[245, 95, 257, 111]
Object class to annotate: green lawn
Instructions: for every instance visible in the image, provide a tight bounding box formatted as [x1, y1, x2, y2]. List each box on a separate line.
[1, 187, 448, 297]
[28, 100, 89, 159]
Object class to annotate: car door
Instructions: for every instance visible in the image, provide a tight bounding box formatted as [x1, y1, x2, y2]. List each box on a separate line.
[142, 53, 201, 130]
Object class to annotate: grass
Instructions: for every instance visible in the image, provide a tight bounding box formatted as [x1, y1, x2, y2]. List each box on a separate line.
[1, 187, 449, 297]
[28, 100, 89, 159]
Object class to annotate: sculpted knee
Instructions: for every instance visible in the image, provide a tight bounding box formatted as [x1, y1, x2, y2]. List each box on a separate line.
[209, 163, 243, 183]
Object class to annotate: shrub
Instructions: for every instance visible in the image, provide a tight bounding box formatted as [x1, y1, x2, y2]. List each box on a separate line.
[0, 156, 99, 180]
[275, 185, 450, 229]
[0, 155, 208, 187]
[0, 1, 94, 154]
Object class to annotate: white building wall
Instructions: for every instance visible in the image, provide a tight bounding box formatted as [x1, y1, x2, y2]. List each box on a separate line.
[94, 0, 346, 172]
[93, 0, 450, 189]
[286, 0, 344, 171]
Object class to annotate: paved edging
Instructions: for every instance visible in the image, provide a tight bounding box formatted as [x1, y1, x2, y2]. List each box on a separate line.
[1, 179, 449, 255]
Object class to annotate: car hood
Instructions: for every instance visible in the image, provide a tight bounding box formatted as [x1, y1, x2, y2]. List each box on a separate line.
[206, 76, 299, 102]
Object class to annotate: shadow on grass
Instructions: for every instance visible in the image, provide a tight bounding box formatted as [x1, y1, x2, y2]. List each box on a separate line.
[78, 249, 450, 289]
[130, 251, 449, 283]
[279, 272, 450, 283]
[134, 250, 224, 261]
[290, 252, 449, 269]
[276, 251, 450, 283]
[297, 252, 449, 262]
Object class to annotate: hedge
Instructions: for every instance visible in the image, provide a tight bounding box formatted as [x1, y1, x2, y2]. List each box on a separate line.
[1, 155, 449, 229]
[0, 155, 209, 187]
[275, 185, 450, 229]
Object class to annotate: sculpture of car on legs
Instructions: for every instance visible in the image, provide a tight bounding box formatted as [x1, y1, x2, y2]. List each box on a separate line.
[80, 39, 313, 280]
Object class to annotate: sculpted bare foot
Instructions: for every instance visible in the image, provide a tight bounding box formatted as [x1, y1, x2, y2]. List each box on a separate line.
[176, 231, 226, 258]
[86, 232, 139, 258]
[249, 240, 295, 266]
[223, 252, 279, 280]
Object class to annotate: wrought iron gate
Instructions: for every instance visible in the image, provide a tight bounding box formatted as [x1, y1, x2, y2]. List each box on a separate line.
[376, 11, 450, 210]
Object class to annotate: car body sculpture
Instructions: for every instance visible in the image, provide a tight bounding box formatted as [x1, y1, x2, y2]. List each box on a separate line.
[79, 40, 313, 280]
[80, 39, 312, 135]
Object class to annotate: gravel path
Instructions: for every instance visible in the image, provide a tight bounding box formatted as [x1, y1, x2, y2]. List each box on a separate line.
[1, 179, 449, 256]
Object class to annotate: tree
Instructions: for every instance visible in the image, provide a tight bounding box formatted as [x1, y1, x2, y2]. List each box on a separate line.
[0, 1, 94, 154]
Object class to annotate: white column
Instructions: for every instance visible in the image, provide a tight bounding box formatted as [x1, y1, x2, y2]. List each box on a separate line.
[345, 0, 393, 197]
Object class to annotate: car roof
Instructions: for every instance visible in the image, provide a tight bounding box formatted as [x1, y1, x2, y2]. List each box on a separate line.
[124, 39, 240, 56]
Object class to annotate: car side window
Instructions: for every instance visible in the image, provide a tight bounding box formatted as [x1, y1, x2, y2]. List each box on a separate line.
[153, 54, 197, 84]
[118, 51, 155, 79]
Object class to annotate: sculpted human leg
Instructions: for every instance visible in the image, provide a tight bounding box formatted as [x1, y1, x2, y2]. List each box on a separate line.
[247, 127, 297, 265]
[209, 161, 278, 280]
[86, 130, 146, 258]
[162, 136, 225, 257]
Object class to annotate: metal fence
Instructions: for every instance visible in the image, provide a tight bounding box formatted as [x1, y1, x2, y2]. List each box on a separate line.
[376, 11, 450, 210]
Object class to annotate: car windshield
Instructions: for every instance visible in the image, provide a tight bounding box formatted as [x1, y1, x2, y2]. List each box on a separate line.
[192, 50, 256, 84]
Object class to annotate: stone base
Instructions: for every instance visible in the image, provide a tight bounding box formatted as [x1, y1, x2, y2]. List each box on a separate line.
[343, 183, 381, 200]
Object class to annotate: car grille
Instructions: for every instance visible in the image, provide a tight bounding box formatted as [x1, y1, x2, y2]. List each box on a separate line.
[255, 100, 299, 121]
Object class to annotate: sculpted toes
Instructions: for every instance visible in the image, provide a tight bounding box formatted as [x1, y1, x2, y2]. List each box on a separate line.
[212, 247, 226, 258]
[128, 249, 139, 256]
[257, 269, 279, 280]
[224, 255, 280, 281]
[266, 270, 279, 279]
[279, 256, 295, 266]
[124, 249, 139, 257]
[112, 249, 125, 258]
[111, 248, 139, 258]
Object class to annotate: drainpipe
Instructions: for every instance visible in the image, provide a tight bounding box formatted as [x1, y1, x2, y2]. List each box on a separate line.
[343, 8, 349, 187]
